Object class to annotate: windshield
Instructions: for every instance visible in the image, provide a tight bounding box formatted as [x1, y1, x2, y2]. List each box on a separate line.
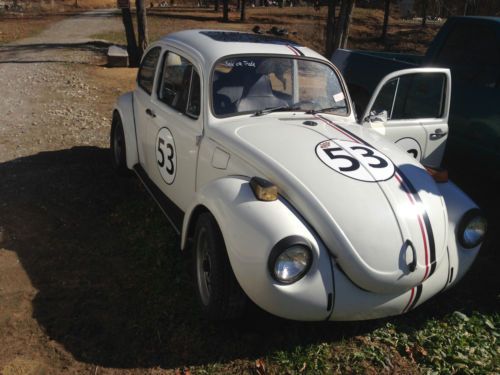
[212, 56, 348, 117]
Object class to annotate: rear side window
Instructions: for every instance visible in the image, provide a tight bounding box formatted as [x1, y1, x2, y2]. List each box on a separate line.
[137, 47, 161, 95]
[158, 51, 201, 118]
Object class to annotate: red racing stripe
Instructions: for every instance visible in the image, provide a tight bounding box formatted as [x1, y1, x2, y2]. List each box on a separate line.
[402, 287, 415, 313]
[286, 45, 299, 56]
[395, 173, 431, 281]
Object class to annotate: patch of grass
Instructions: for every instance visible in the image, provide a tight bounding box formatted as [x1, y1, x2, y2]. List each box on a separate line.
[0, 16, 64, 44]
[367, 311, 499, 374]
[271, 342, 332, 374]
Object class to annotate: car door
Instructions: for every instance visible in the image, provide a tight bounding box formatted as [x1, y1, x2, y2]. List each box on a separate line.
[361, 68, 451, 168]
[143, 48, 202, 211]
[134, 47, 162, 168]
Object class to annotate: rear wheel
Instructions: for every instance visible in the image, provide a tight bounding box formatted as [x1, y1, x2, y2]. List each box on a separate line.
[193, 212, 247, 320]
[110, 114, 129, 176]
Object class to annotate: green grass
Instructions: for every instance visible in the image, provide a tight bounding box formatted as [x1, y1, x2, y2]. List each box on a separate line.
[105, 192, 499, 374]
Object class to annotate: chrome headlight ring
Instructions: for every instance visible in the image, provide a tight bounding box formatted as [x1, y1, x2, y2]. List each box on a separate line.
[268, 236, 313, 284]
[457, 209, 487, 249]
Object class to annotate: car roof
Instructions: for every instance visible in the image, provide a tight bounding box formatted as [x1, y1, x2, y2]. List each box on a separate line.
[158, 29, 327, 66]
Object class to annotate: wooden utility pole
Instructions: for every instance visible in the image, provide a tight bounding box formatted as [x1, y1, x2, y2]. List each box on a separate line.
[136, 0, 149, 57]
[381, 0, 390, 41]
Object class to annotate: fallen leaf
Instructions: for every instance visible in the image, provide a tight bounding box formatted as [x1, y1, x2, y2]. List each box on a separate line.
[255, 358, 267, 375]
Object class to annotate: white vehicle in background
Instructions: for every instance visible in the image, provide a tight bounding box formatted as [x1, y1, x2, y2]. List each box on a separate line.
[110, 30, 486, 321]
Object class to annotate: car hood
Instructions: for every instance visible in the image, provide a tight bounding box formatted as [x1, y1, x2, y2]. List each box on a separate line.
[209, 115, 448, 294]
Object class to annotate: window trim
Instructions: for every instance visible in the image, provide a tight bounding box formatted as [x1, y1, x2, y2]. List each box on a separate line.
[209, 53, 351, 119]
[137, 46, 162, 96]
[156, 50, 200, 120]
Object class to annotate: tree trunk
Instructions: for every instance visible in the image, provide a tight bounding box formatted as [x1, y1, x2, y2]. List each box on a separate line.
[381, 0, 390, 41]
[333, 0, 347, 50]
[121, 8, 140, 67]
[340, 0, 354, 48]
[240, 0, 246, 21]
[136, 0, 149, 58]
[325, 0, 337, 57]
[421, 0, 427, 27]
[222, 0, 229, 22]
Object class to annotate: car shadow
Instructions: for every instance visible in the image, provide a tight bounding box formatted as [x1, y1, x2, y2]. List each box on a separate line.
[0, 146, 497, 369]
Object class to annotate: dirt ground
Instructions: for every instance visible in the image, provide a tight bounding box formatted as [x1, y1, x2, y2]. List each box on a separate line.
[0, 7, 498, 375]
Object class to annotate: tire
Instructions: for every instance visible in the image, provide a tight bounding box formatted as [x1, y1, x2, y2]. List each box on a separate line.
[110, 114, 130, 176]
[193, 212, 247, 320]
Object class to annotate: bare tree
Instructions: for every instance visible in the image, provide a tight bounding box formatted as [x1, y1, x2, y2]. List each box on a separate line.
[325, 0, 338, 57]
[421, 0, 428, 27]
[340, 0, 355, 48]
[241, 0, 246, 21]
[222, 0, 229, 22]
[333, 0, 355, 50]
[381, 0, 390, 41]
[136, 0, 149, 57]
[121, 6, 140, 67]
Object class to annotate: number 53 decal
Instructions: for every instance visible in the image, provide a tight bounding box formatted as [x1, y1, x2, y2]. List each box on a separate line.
[156, 127, 176, 184]
[316, 139, 394, 182]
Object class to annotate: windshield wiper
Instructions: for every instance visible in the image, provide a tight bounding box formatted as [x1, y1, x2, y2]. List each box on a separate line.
[304, 106, 346, 115]
[254, 105, 298, 116]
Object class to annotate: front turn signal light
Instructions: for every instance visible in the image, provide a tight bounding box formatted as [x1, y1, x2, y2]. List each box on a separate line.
[250, 177, 278, 201]
[425, 166, 448, 183]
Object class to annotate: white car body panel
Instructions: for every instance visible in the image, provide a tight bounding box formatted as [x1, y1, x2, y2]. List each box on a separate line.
[112, 29, 484, 321]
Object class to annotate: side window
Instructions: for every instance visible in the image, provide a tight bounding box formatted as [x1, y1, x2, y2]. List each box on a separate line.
[137, 47, 161, 95]
[158, 51, 200, 119]
[372, 73, 446, 120]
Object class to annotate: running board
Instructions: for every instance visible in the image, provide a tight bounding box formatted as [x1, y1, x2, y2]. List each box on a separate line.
[133, 164, 184, 235]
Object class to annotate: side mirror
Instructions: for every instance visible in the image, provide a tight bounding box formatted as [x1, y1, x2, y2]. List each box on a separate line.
[363, 110, 388, 124]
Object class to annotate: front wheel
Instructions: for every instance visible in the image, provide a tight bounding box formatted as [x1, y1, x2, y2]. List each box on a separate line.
[110, 114, 130, 176]
[193, 212, 247, 320]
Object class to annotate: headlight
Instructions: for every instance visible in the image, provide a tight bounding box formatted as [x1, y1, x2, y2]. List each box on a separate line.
[268, 236, 312, 284]
[458, 209, 487, 249]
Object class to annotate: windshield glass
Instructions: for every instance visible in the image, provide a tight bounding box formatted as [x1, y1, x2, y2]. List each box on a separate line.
[212, 56, 348, 117]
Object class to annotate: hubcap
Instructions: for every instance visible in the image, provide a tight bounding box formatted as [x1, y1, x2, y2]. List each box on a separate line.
[196, 228, 212, 305]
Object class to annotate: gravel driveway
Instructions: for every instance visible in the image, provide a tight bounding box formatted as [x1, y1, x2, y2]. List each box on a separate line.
[0, 11, 147, 374]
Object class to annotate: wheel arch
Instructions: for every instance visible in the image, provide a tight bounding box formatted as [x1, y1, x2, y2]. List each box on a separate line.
[181, 176, 334, 321]
[181, 204, 210, 252]
[113, 92, 139, 170]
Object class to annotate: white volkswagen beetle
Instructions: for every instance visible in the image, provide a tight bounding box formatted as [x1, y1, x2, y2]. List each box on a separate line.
[110, 30, 487, 321]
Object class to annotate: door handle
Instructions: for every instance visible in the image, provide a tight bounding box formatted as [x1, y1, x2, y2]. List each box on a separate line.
[430, 128, 447, 140]
[145, 108, 156, 118]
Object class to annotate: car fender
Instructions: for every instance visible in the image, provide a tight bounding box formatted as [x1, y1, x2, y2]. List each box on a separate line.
[113, 92, 138, 170]
[182, 176, 334, 321]
[438, 181, 482, 289]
